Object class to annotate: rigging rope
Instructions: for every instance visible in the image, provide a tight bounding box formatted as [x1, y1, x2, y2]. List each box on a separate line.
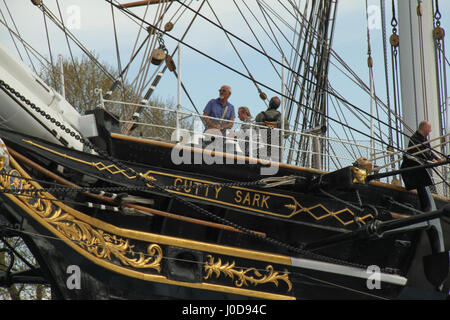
[380, 0, 394, 151]
[433, 0, 449, 196]
[9, 1, 442, 184]
[365, 0, 377, 164]
[42, 5, 58, 90]
[38, 3, 116, 81]
[206, 0, 267, 102]
[0, 6, 24, 63]
[121, 0, 154, 86]
[164, 0, 411, 144]
[232, 0, 291, 100]
[0, 0, 442, 170]
[110, 1, 125, 101]
[129, 0, 165, 100]
[416, 1, 429, 120]
[1, 0, 37, 74]
[121, 0, 205, 135]
[390, 0, 404, 151]
[122, 0, 448, 162]
[55, 0, 90, 109]
[182, 0, 416, 161]
[380, 0, 399, 182]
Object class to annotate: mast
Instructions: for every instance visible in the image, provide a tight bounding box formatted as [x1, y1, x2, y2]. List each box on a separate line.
[398, 0, 444, 193]
[398, 1, 441, 146]
[285, 0, 337, 169]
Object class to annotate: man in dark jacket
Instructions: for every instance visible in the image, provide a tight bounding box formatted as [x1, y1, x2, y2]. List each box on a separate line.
[406, 120, 442, 163]
[255, 96, 289, 161]
[403, 120, 443, 193]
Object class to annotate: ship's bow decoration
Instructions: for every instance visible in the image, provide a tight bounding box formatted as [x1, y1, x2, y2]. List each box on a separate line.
[0, 138, 10, 171]
[204, 255, 293, 293]
[0, 156, 163, 274]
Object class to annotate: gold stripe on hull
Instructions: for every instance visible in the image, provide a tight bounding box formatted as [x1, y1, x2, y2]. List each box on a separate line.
[2, 155, 295, 300]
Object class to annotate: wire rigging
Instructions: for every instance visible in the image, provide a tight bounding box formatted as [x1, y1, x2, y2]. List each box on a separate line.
[0, 1, 449, 297]
[1, 0, 37, 74]
[109, 0, 449, 163]
[55, 0, 90, 109]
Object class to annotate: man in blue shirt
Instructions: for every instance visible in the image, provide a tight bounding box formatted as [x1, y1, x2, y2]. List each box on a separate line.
[202, 85, 235, 136]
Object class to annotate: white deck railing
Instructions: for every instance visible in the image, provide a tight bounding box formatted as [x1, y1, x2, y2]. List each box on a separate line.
[99, 97, 450, 197]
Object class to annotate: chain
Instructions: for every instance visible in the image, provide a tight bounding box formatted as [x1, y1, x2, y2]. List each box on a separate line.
[390, 0, 399, 72]
[389, 0, 402, 151]
[0, 79, 399, 273]
[391, 0, 398, 33]
[0, 170, 267, 194]
[157, 32, 168, 54]
[434, 0, 441, 27]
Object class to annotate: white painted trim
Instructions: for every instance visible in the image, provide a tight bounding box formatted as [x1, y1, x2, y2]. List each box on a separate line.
[290, 257, 407, 286]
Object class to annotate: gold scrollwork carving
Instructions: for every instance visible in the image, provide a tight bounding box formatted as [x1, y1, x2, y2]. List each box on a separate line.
[204, 255, 292, 292]
[93, 162, 138, 180]
[50, 213, 162, 271]
[140, 172, 157, 188]
[0, 156, 5, 171]
[0, 168, 162, 272]
[7, 169, 23, 192]
[284, 199, 373, 226]
[352, 167, 367, 184]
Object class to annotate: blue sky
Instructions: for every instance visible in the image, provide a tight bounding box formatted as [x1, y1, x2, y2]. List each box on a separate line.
[0, 0, 449, 141]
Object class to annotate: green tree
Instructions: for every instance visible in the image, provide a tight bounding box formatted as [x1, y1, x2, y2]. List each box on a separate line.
[39, 54, 190, 142]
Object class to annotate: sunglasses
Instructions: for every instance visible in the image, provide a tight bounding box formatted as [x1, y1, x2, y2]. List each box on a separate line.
[219, 89, 228, 93]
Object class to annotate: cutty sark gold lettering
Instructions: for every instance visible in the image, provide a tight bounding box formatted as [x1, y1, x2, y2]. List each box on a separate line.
[172, 176, 273, 211]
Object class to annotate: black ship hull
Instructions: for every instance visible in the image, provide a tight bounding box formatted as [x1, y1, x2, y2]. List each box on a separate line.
[0, 118, 449, 300]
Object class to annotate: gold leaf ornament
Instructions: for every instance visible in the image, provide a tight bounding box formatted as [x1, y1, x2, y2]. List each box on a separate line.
[0, 168, 163, 273]
[204, 255, 292, 292]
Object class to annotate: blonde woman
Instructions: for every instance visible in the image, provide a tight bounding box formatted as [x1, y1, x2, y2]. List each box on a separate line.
[235, 106, 257, 156]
